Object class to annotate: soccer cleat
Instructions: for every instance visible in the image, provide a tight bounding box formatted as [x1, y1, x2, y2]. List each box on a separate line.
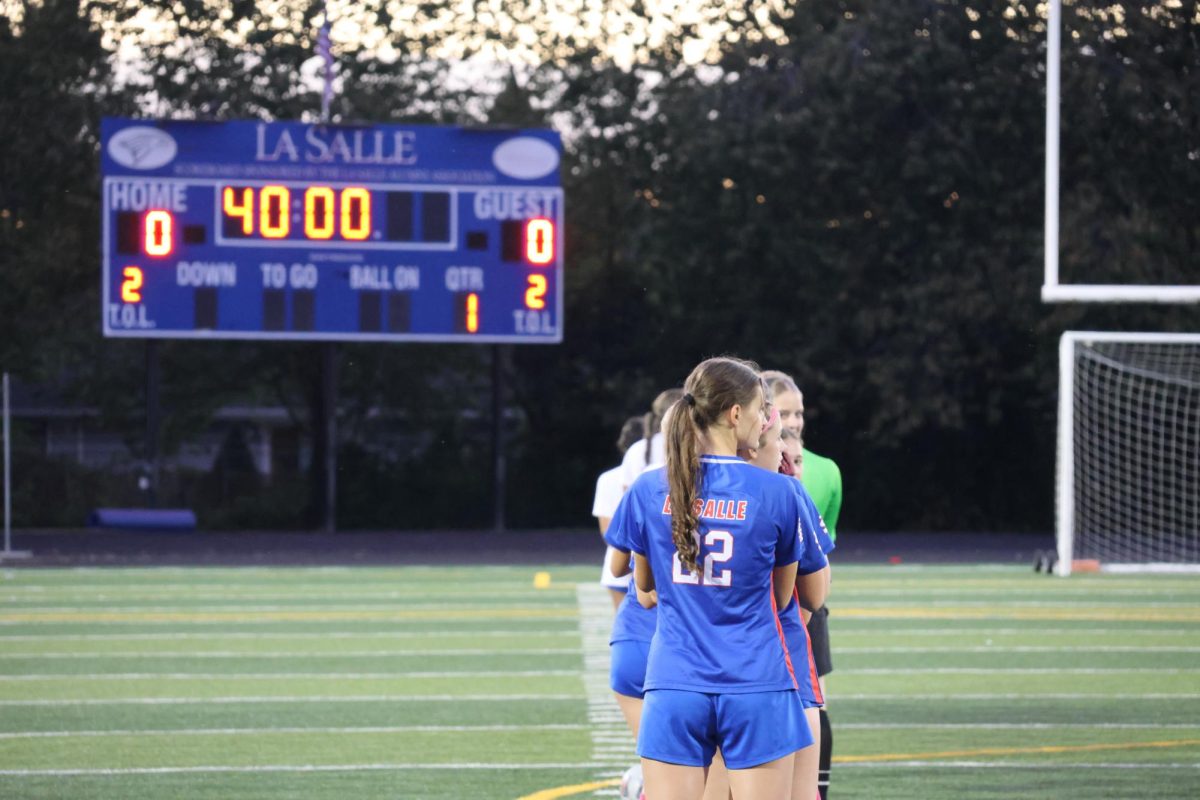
[619, 763, 644, 800]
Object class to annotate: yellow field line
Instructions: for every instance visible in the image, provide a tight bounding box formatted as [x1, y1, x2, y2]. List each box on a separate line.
[0, 609, 575, 624]
[834, 737, 1200, 763]
[835, 607, 1200, 623]
[515, 777, 621, 800]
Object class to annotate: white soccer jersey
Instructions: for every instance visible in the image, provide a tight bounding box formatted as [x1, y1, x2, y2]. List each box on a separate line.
[619, 432, 665, 491]
[592, 466, 624, 519]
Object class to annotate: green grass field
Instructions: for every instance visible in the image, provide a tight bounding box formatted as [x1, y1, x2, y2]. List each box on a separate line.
[1, 564, 1198, 799]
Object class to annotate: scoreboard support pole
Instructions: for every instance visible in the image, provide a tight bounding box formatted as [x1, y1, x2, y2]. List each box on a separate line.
[145, 341, 160, 508]
[491, 346, 507, 532]
[321, 343, 338, 534]
[317, 31, 338, 535]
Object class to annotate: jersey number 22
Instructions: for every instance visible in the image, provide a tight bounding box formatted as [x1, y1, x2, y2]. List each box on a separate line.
[672, 530, 733, 587]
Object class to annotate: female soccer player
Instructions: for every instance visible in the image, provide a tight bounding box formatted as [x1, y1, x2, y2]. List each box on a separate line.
[752, 409, 834, 800]
[596, 416, 652, 609]
[606, 542, 657, 738]
[606, 357, 828, 800]
[763, 369, 842, 800]
[606, 407, 675, 738]
[703, 408, 833, 800]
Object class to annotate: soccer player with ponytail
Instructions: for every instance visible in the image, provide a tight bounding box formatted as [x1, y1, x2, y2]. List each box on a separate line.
[702, 407, 834, 800]
[605, 357, 829, 800]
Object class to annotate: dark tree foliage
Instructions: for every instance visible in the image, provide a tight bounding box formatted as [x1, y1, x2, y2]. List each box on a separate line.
[1058, 1, 1200, 287]
[2, 0, 1195, 531]
[0, 1, 127, 381]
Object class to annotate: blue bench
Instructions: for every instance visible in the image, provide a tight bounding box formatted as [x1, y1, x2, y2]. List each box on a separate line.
[87, 508, 197, 530]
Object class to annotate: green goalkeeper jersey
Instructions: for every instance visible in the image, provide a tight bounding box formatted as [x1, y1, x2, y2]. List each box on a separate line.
[800, 447, 842, 540]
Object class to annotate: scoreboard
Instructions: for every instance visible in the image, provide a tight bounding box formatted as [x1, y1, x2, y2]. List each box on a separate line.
[100, 118, 563, 343]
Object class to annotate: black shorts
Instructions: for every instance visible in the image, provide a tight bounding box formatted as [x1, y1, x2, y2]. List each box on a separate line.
[806, 605, 833, 677]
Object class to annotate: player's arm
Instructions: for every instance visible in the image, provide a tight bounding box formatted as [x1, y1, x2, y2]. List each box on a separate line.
[772, 493, 804, 609]
[633, 552, 656, 608]
[609, 548, 631, 578]
[603, 493, 636, 555]
[795, 564, 829, 612]
[794, 531, 832, 610]
[772, 562, 798, 609]
[788, 484, 830, 611]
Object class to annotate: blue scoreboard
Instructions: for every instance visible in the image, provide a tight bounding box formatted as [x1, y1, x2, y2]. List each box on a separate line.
[100, 118, 563, 343]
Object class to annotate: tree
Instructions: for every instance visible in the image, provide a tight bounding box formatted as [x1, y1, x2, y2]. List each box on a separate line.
[4, 0, 1195, 531]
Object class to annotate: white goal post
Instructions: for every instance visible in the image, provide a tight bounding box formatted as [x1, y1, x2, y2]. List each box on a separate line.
[1041, 0, 1200, 304]
[1056, 332, 1200, 575]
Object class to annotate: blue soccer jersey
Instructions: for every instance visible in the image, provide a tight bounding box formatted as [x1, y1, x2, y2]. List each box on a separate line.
[604, 486, 659, 645]
[609, 580, 657, 644]
[615, 455, 809, 694]
[776, 479, 834, 704]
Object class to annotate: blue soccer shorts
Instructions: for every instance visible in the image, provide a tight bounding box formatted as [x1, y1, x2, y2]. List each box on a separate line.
[637, 688, 812, 770]
[610, 640, 651, 698]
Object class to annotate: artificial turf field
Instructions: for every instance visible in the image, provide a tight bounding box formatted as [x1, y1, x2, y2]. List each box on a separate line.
[0, 564, 1197, 799]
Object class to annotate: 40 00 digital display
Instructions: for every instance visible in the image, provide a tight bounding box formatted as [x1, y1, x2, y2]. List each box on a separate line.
[101, 118, 564, 343]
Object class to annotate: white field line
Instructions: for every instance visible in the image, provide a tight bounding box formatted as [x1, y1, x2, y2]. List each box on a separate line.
[837, 723, 1200, 730]
[7, 587, 1188, 602]
[0, 602, 573, 613]
[0, 562, 571, 573]
[840, 761, 1200, 769]
[0, 763, 632, 777]
[835, 618, 1200, 628]
[833, 565, 1030, 573]
[6, 693, 1200, 708]
[0, 694, 583, 707]
[5, 722, 1196, 741]
[835, 645, 1200, 654]
[29, 629, 1183, 642]
[11, 646, 1197, 659]
[0, 617, 575, 628]
[832, 587, 1200, 597]
[0, 670, 581, 680]
[830, 628, 1200, 636]
[834, 575, 1192, 584]
[0, 630, 577, 642]
[6, 566, 365, 575]
[0, 565, 544, 576]
[832, 600, 1198, 609]
[1, 594, 574, 605]
[9, 667, 1193, 679]
[576, 582, 635, 794]
[827, 693, 1200, 701]
[25, 600, 1187, 613]
[2, 587, 574, 599]
[0, 648, 579, 659]
[834, 667, 1198, 675]
[0, 723, 592, 740]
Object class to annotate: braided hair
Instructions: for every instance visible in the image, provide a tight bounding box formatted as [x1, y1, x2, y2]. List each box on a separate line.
[664, 357, 762, 573]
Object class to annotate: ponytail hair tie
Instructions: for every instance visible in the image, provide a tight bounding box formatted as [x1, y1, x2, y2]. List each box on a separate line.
[682, 392, 696, 407]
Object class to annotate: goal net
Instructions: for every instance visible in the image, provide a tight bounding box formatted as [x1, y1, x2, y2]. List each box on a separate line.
[1056, 333, 1200, 575]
